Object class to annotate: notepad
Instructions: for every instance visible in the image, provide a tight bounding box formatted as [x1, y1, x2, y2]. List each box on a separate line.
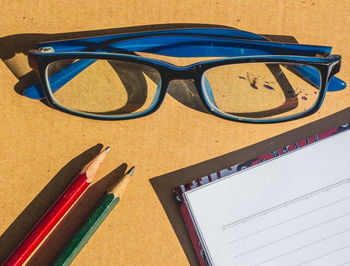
[182, 127, 350, 266]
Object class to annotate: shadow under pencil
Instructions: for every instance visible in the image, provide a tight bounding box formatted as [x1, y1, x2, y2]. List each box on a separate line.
[0, 144, 103, 264]
[26, 163, 128, 266]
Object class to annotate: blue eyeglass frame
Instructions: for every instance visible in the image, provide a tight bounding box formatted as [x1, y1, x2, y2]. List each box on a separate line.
[25, 27, 346, 123]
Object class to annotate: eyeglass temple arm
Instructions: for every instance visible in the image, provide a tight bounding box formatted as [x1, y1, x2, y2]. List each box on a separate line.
[24, 36, 345, 99]
[287, 59, 342, 91]
[23, 28, 265, 99]
[26, 57, 96, 99]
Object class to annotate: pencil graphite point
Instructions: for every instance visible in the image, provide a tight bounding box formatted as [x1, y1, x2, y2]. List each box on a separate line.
[126, 166, 135, 176]
[105, 146, 111, 153]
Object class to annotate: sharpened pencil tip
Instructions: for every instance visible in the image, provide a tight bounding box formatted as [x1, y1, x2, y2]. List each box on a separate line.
[83, 146, 110, 182]
[108, 166, 134, 196]
[126, 166, 135, 176]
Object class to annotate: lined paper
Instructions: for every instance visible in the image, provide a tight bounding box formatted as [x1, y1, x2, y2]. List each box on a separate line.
[184, 129, 350, 266]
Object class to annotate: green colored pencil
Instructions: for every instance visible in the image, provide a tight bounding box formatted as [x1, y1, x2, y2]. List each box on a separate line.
[53, 166, 135, 266]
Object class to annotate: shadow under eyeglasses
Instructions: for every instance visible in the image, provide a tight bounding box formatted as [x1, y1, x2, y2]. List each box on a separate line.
[0, 23, 300, 117]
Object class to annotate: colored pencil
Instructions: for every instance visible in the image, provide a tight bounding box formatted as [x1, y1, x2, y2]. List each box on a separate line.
[53, 166, 135, 266]
[3, 147, 110, 266]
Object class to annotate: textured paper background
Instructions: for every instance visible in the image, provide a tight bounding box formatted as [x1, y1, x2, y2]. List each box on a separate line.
[0, 0, 349, 265]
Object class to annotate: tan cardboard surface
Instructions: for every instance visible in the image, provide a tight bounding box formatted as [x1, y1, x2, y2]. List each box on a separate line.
[0, 1, 349, 265]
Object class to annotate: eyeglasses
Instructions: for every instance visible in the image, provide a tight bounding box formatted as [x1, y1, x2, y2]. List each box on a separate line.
[25, 27, 346, 123]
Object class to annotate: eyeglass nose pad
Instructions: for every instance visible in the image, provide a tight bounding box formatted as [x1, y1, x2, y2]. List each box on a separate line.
[202, 76, 218, 108]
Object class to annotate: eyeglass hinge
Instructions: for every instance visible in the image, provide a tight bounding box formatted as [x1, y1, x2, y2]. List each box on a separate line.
[39, 46, 55, 53]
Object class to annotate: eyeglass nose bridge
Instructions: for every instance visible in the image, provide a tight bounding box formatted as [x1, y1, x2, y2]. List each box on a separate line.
[160, 66, 216, 112]
[163, 66, 202, 82]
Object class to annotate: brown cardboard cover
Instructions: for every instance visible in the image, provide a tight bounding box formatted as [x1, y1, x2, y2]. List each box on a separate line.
[0, 1, 349, 265]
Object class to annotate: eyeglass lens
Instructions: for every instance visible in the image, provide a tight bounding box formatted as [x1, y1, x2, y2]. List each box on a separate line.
[46, 59, 161, 116]
[202, 63, 321, 121]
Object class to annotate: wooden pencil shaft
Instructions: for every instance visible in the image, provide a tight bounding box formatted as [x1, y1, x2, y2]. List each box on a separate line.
[108, 171, 131, 197]
[81, 147, 109, 182]
[4, 173, 89, 266]
[54, 167, 134, 266]
[3, 148, 109, 266]
[53, 194, 119, 266]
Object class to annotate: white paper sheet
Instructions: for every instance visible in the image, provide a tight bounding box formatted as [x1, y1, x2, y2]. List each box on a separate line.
[184, 129, 350, 266]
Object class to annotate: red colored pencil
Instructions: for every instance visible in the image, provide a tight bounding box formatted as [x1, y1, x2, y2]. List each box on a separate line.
[3, 147, 110, 266]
